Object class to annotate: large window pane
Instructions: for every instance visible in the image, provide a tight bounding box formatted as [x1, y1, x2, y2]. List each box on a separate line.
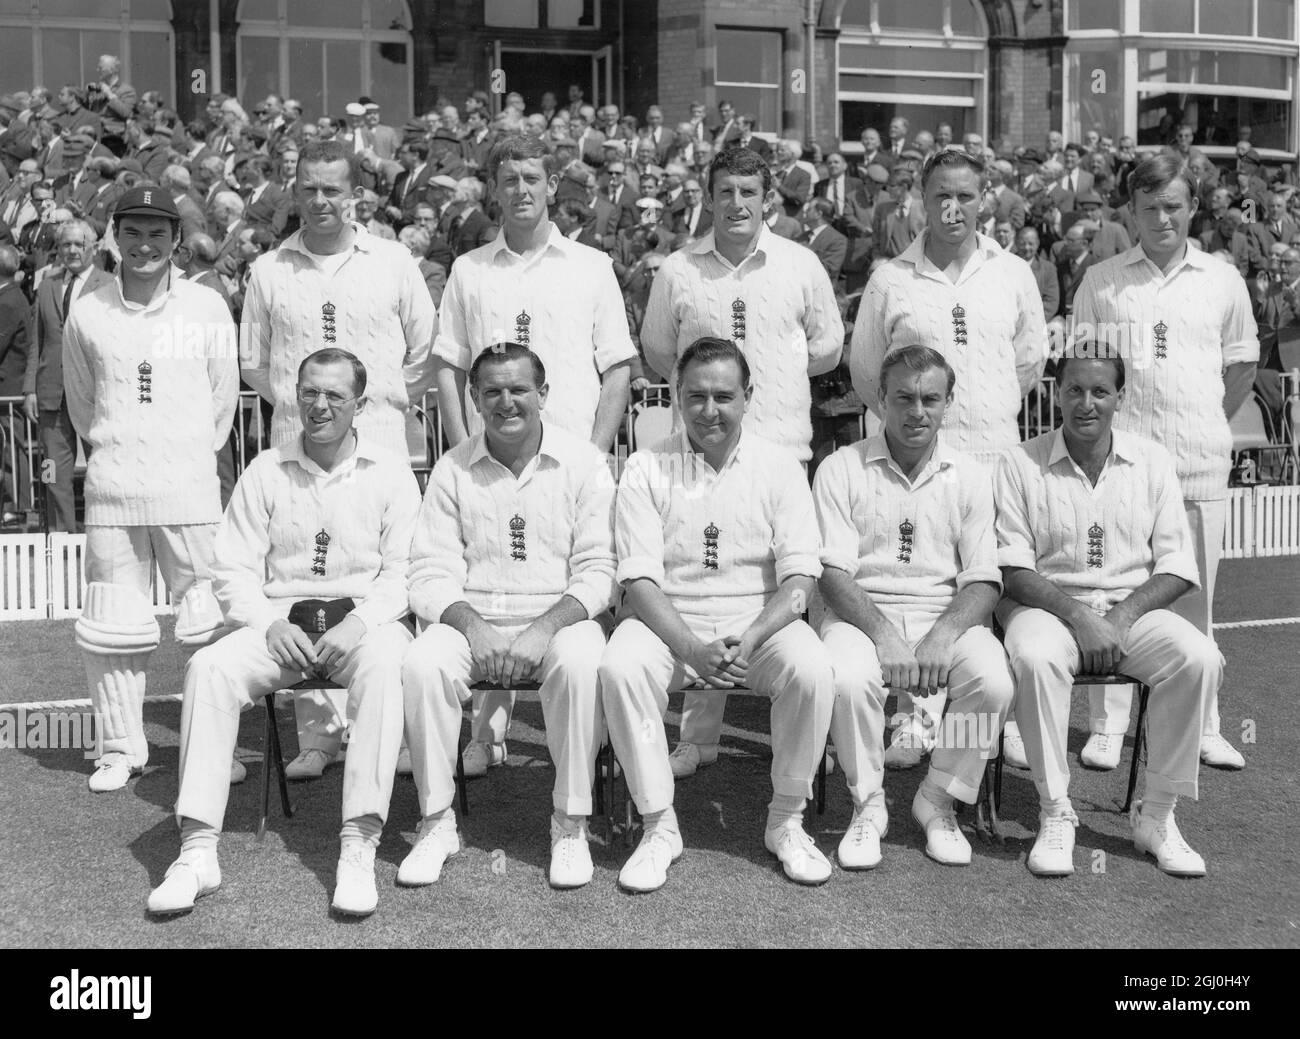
[0, 0, 33, 14]
[129, 29, 171, 101]
[286, 37, 323, 116]
[841, 99, 967, 142]
[39, 1, 121, 17]
[239, 0, 278, 20]
[950, 0, 980, 35]
[1198, 0, 1252, 35]
[1140, 0, 1194, 33]
[484, 0, 538, 28]
[368, 40, 407, 119]
[548, 0, 594, 27]
[1258, 0, 1297, 39]
[0, 32, 33, 92]
[239, 35, 281, 110]
[877, 0, 944, 32]
[1069, 0, 1122, 30]
[287, 0, 360, 29]
[716, 29, 780, 85]
[42, 28, 117, 87]
[840, 43, 977, 73]
[840, 0, 871, 25]
[1137, 91, 1290, 149]
[1139, 48, 1289, 90]
[1066, 49, 1124, 140]
[719, 87, 779, 134]
[323, 41, 359, 117]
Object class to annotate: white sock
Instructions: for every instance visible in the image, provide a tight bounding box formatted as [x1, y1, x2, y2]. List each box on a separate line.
[766, 793, 805, 830]
[341, 813, 382, 849]
[642, 806, 679, 833]
[179, 817, 219, 859]
[920, 776, 954, 811]
[1039, 796, 1074, 818]
[1141, 791, 1176, 824]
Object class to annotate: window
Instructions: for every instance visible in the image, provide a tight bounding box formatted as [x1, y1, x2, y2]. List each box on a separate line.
[1065, 48, 1125, 139]
[0, 1, 175, 94]
[1068, 0, 1122, 30]
[1137, 0, 1296, 39]
[484, 0, 598, 29]
[238, 0, 412, 120]
[839, 0, 980, 34]
[715, 28, 782, 133]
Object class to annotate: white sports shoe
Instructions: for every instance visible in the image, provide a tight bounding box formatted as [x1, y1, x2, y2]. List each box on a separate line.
[911, 788, 971, 866]
[285, 747, 342, 780]
[332, 842, 378, 916]
[1027, 811, 1079, 877]
[397, 813, 460, 886]
[88, 754, 141, 792]
[883, 716, 930, 770]
[461, 741, 507, 778]
[1080, 732, 1122, 771]
[549, 816, 594, 889]
[1131, 802, 1206, 877]
[765, 819, 833, 885]
[837, 805, 883, 870]
[1200, 733, 1245, 770]
[147, 851, 221, 916]
[668, 742, 718, 779]
[618, 822, 684, 893]
[1002, 722, 1030, 770]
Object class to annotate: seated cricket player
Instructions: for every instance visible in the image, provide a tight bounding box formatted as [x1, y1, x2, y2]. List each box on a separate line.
[400, 343, 616, 890]
[814, 345, 1012, 868]
[148, 349, 420, 917]
[599, 336, 835, 892]
[996, 351, 1221, 877]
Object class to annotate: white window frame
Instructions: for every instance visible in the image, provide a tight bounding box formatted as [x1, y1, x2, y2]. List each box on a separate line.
[236, 0, 414, 113]
[0, 0, 176, 90]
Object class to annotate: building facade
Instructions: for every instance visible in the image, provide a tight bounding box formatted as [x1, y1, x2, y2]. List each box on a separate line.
[2, 0, 1295, 159]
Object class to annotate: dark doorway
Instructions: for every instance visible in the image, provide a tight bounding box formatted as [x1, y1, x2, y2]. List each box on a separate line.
[499, 50, 593, 113]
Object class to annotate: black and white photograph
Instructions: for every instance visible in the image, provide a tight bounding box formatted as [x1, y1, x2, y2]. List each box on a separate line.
[0, 0, 1296, 972]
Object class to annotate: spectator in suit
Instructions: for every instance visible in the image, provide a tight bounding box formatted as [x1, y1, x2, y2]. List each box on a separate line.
[210, 189, 247, 281]
[460, 108, 494, 177]
[1015, 225, 1061, 322]
[772, 138, 813, 217]
[987, 158, 1028, 230]
[175, 232, 234, 313]
[80, 156, 122, 237]
[555, 198, 601, 249]
[764, 203, 802, 241]
[1194, 186, 1233, 248]
[886, 117, 909, 157]
[54, 86, 100, 169]
[857, 128, 894, 181]
[386, 140, 434, 228]
[712, 99, 741, 150]
[817, 151, 863, 218]
[449, 177, 496, 258]
[689, 141, 715, 182]
[235, 154, 292, 239]
[735, 116, 771, 162]
[571, 112, 606, 168]
[872, 168, 926, 260]
[398, 225, 447, 310]
[174, 119, 216, 173]
[1240, 190, 1299, 279]
[672, 178, 711, 240]
[123, 118, 169, 183]
[644, 106, 672, 164]
[993, 219, 1016, 251]
[83, 54, 135, 155]
[1056, 222, 1097, 318]
[1068, 189, 1131, 261]
[1049, 143, 1093, 213]
[161, 165, 207, 241]
[799, 198, 847, 283]
[1, 160, 41, 236]
[0, 244, 29, 524]
[362, 102, 400, 162]
[934, 123, 954, 150]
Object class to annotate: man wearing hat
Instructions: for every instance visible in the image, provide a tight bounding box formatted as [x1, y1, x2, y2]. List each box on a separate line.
[1016, 148, 1050, 205]
[362, 101, 400, 163]
[149, 347, 419, 917]
[1065, 188, 1131, 261]
[62, 185, 238, 792]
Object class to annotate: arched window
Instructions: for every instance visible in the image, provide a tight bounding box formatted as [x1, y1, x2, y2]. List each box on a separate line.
[835, 0, 988, 150]
[0, 1, 175, 100]
[237, 0, 413, 121]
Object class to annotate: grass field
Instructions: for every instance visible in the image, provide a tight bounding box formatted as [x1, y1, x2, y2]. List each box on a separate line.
[1, 557, 1297, 949]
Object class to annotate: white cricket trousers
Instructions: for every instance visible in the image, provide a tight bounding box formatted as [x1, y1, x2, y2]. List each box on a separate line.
[823, 608, 1013, 805]
[1089, 499, 1226, 736]
[84, 523, 217, 766]
[599, 615, 834, 816]
[1004, 605, 1219, 804]
[174, 623, 410, 830]
[401, 620, 606, 818]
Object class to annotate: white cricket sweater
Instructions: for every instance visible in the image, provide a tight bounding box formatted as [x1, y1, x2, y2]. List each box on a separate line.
[212, 435, 421, 635]
[239, 222, 438, 457]
[407, 424, 617, 626]
[849, 232, 1047, 465]
[62, 269, 238, 526]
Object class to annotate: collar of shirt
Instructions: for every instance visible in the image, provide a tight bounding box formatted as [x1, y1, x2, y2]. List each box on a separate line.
[466, 423, 581, 482]
[250, 182, 268, 206]
[690, 225, 773, 272]
[1047, 426, 1138, 482]
[670, 427, 745, 479]
[279, 221, 378, 259]
[1121, 239, 1213, 282]
[410, 163, 427, 181]
[110, 264, 183, 313]
[281, 431, 381, 479]
[900, 229, 1002, 285]
[486, 220, 573, 270]
[807, 224, 824, 244]
[861, 431, 956, 489]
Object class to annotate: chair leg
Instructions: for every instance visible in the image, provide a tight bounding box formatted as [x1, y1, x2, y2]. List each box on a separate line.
[456, 733, 470, 818]
[1123, 684, 1150, 814]
[266, 693, 292, 817]
[258, 695, 273, 841]
[816, 749, 827, 815]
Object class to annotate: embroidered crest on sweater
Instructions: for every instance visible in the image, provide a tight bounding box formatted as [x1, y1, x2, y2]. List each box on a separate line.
[897, 518, 914, 563]
[951, 304, 967, 348]
[1087, 522, 1105, 569]
[312, 529, 331, 576]
[136, 361, 153, 404]
[509, 513, 527, 561]
[515, 310, 531, 347]
[1152, 320, 1167, 360]
[322, 301, 337, 344]
[730, 299, 746, 343]
[703, 522, 719, 570]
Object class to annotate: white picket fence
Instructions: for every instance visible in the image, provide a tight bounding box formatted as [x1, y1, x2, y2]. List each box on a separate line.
[2, 484, 1297, 622]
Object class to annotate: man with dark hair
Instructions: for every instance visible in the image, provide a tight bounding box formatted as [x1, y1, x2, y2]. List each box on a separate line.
[401, 342, 616, 890]
[601, 337, 835, 891]
[641, 146, 842, 777]
[800, 197, 847, 283]
[148, 348, 419, 917]
[814, 344, 1011, 869]
[123, 117, 168, 183]
[1050, 143, 1094, 214]
[236, 153, 292, 239]
[872, 168, 925, 259]
[996, 352, 1221, 878]
[0, 244, 29, 525]
[1072, 151, 1257, 772]
[386, 140, 434, 227]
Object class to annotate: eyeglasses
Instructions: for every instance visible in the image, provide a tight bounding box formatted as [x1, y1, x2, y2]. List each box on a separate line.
[296, 389, 356, 408]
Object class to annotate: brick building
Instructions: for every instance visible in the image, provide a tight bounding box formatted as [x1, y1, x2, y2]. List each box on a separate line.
[3, 1, 1296, 160]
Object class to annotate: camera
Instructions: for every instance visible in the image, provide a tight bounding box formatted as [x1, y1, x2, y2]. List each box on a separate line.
[86, 82, 102, 94]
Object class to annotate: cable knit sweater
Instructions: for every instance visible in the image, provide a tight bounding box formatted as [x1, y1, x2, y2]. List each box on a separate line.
[639, 227, 844, 463]
[849, 232, 1047, 466]
[407, 425, 617, 627]
[212, 435, 420, 635]
[62, 270, 238, 526]
[239, 222, 438, 457]
[1071, 244, 1258, 502]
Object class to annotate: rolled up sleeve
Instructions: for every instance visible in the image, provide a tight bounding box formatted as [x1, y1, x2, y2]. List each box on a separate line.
[812, 449, 861, 576]
[590, 254, 638, 375]
[407, 460, 471, 623]
[772, 457, 822, 583]
[430, 265, 473, 371]
[615, 452, 667, 586]
[212, 460, 279, 636]
[956, 466, 1003, 590]
[1219, 268, 1260, 366]
[994, 450, 1040, 572]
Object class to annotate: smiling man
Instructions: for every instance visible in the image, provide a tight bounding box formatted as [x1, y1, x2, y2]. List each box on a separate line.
[401, 343, 616, 890]
[996, 351, 1221, 878]
[850, 148, 1046, 770]
[600, 337, 834, 892]
[149, 349, 419, 917]
[62, 186, 237, 792]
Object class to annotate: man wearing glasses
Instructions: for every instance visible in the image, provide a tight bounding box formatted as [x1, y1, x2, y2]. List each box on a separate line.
[149, 349, 420, 917]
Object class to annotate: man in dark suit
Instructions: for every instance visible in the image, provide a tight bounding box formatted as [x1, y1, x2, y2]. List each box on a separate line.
[872, 169, 925, 260]
[711, 100, 742, 150]
[799, 198, 847, 284]
[80, 156, 122, 237]
[987, 159, 1028, 230]
[21, 221, 110, 531]
[162, 165, 207, 241]
[816, 152, 864, 219]
[1240, 190, 1299, 279]
[123, 118, 169, 183]
[449, 178, 496, 259]
[772, 138, 812, 218]
[1048, 143, 1094, 214]
[855, 128, 895, 182]
[1055, 223, 1098, 319]
[599, 159, 638, 233]
[671, 178, 712, 240]
[644, 106, 673, 165]
[236, 154, 292, 239]
[460, 109, 495, 178]
[386, 140, 435, 227]
[0, 244, 30, 523]
[1014, 225, 1060, 321]
[734, 117, 771, 162]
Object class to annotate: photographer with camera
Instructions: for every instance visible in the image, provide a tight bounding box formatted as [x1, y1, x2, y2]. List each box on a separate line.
[84, 55, 136, 157]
